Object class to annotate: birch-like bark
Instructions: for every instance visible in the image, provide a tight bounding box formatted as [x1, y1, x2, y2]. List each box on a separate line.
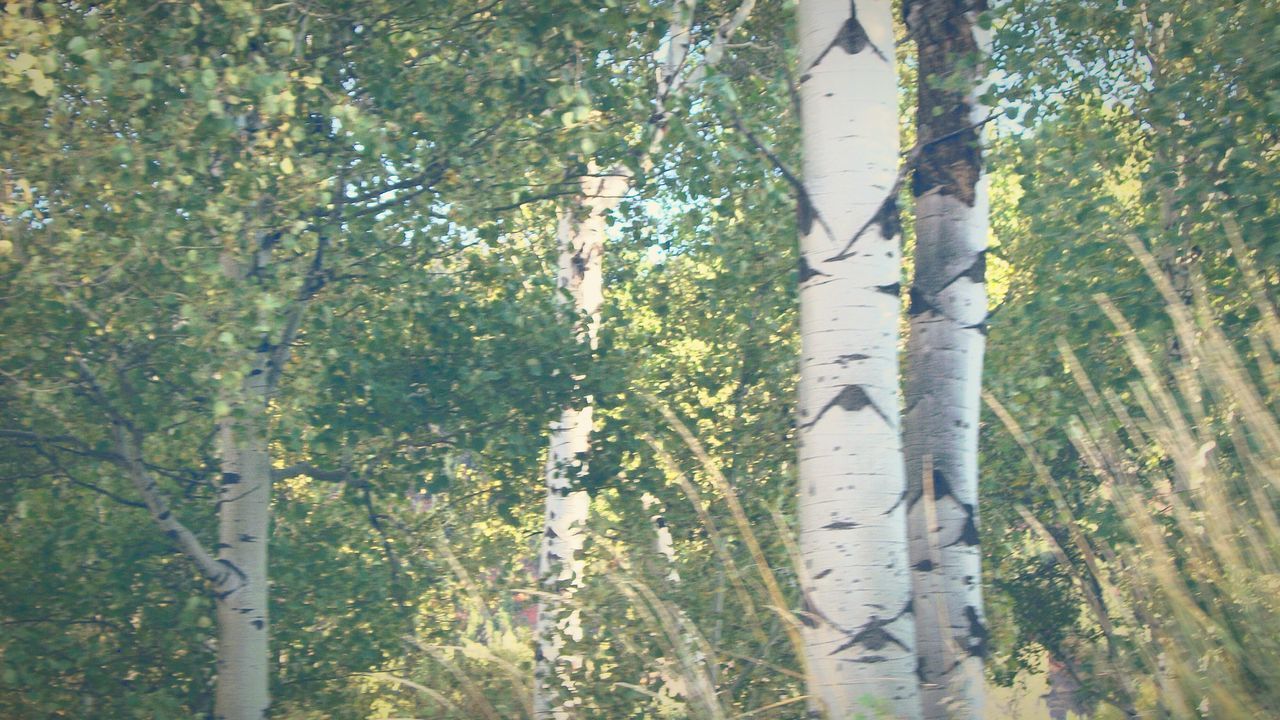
[213, 353, 273, 720]
[795, 1, 920, 716]
[903, 2, 990, 717]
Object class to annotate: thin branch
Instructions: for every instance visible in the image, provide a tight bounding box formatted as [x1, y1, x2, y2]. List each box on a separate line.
[0, 428, 123, 464]
[111, 422, 231, 592]
[30, 444, 146, 509]
[360, 485, 407, 605]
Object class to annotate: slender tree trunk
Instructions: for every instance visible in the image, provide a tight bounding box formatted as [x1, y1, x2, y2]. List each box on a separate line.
[532, 4, 758, 714]
[213, 354, 273, 720]
[533, 170, 629, 719]
[902, 2, 990, 717]
[795, 1, 921, 716]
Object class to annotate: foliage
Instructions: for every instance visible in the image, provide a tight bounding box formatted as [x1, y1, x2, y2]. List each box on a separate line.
[1, 0, 1277, 717]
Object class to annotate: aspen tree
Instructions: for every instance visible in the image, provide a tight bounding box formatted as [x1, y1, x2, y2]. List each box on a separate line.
[795, 0, 921, 716]
[902, 2, 991, 716]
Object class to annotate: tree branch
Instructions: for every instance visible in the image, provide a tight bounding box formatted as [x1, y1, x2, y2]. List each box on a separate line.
[110, 422, 232, 592]
[29, 444, 146, 509]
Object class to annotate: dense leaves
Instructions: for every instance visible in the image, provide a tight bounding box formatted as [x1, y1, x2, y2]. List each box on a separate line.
[1, 0, 1276, 717]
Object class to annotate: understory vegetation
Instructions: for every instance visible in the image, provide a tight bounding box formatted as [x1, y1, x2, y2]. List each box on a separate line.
[1, 0, 1276, 718]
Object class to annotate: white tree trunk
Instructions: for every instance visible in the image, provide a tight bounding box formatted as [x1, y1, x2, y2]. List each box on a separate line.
[213, 341, 274, 720]
[532, 4, 759, 713]
[795, 1, 921, 717]
[533, 170, 629, 720]
[903, 2, 990, 717]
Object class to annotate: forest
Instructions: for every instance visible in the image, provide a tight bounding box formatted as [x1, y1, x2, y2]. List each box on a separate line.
[1, 0, 1277, 718]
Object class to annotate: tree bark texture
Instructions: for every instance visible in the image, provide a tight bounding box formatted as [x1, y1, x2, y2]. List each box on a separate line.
[213, 343, 275, 720]
[903, 2, 990, 717]
[795, 1, 921, 717]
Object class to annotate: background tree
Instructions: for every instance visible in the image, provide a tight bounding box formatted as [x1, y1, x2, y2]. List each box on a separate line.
[0, 0, 627, 716]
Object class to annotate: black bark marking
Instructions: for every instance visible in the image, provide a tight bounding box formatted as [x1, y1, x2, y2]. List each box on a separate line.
[829, 195, 899, 261]
[875, 282, 901, 296]
[938, 251, 987, 293]
[251, 619, 265, 630]
[810, 2, 889, 70]
[917, 657, 929, 682]
[964, 320, 989, 335]
[798, 256, 828, 285]
[873, 195, 902, 239]
[814, 568, 833, 580]
[157, 510, 171, 521]
[822, 520, 860, 530]
[797, 192, 816, 236]
[798, 595, 820, 628]
[914, 558, 935, 572]
[800, 384, 891, 429]
[907, 468, 954, 511]
[166, 529, 180, 540]
[883, 487, 908, 515]
[216, 558, 247, 584]
[908, 286, 937, 317]
[934, 469, 955, 501]
[836, 353, 870, 365]
[830, 600, 912, 655]
[944, 502, 980, 547]
[221, 472, 242, 486]
[964, 605, 989, 657]
[238, 533, 256, 543]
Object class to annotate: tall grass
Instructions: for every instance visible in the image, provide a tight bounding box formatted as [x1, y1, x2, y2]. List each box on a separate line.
[988, 234, 1280, 718]
[354, 399, 809, 719]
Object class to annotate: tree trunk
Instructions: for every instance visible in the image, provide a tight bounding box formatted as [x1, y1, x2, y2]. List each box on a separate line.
[532, 4, 759, 712]
[213, 346, 274, 720]
[533, 170, 629, 719]
[903, 2, 990, 717]
[795, 1, 921, 717]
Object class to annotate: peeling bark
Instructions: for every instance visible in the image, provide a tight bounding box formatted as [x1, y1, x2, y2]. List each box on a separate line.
[903, 1, 991, 717]
[796, 1, 921, 717]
